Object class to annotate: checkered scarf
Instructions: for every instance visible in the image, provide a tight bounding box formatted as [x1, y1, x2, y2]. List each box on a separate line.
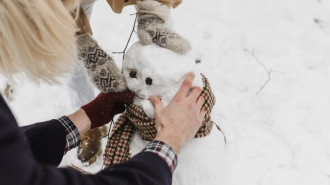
[103, 74, 216, 167]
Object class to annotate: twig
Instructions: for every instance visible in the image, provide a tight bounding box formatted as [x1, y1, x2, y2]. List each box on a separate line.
[112, 51, 124, 54]
[213, 122, 227, 144]
[243, 48, 274, 95]
[112, 13, 138, 60]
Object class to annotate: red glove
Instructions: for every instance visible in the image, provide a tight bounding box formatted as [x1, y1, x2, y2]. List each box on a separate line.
[81, 91, 135, 129]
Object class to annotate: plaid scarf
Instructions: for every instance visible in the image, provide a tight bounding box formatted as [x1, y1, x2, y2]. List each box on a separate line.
[103, 74, 216, 167]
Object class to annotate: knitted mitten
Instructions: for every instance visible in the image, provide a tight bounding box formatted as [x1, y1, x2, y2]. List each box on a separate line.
[76, 34, 127, 93]
[137, 0, 191, 54]
[81, 91, 135, 129]
[80, 0, 97, 6]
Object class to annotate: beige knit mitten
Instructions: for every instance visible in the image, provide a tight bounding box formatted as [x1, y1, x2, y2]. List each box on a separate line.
[80, 0, 97, 6]
[137, 0, 191, 54]
[76, 34, 127, 93]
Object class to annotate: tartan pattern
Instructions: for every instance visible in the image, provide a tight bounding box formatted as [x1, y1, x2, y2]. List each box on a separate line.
[58, 116, 81, 155]
[197, 74, 216, 138]
[127, 104, 158, 141]
[70, 164, 92, 175]
[103, 115, 135, 166]
[104, 74, 215, 167]
[143, 140, 178, 173]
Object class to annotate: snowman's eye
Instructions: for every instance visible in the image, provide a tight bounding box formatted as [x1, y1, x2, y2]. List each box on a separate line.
[145, 77, 152, 85]
[129, 70, 137, 78]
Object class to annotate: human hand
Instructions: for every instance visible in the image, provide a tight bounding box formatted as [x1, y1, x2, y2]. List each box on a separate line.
[137, 0, 191, 54]
[150, 72, 206, 154]
[81, 91, 135, 129]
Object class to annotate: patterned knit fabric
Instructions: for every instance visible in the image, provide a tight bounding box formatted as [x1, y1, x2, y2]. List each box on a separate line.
[77, 34, 127, 93]
[137, 0, 191, 54]
[103, 74, 215, 167]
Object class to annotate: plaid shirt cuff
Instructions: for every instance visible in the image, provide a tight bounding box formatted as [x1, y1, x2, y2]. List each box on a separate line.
[142, 140, 178, 173]
[58, 116, 81, 154]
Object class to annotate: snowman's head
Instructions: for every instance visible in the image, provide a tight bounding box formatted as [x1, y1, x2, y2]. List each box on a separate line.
[123, 42, 203, 118]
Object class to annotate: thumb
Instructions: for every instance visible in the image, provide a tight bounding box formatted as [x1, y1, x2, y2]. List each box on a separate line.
[138, 29, 153, 45]
[112, 91, 135, 102]
[149, 96, 164, 111]
[164, 33, 191, 54]
[111, 102, 126, 115]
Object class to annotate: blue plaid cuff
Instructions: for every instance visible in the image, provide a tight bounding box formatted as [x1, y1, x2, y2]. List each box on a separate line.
[142, 140, 178, 173]
[58, 116, 80, 154]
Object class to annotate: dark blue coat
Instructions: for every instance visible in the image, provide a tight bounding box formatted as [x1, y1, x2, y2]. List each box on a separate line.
[0, 95, 172, 185]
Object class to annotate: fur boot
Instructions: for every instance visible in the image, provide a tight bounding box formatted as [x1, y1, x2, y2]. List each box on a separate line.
[3, 82, 14, 101]
[77, 125, 107, 166]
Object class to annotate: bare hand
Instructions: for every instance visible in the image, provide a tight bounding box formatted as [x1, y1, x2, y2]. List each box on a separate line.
[149, 72, 206, 154]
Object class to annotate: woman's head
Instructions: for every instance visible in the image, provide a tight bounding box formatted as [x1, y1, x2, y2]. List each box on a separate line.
[0, 0, 80, 83]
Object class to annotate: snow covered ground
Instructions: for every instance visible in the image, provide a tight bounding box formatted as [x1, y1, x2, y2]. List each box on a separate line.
[1, 0, 330, 184]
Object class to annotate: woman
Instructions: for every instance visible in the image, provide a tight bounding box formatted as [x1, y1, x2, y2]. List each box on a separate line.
[0, 0, 205, 184]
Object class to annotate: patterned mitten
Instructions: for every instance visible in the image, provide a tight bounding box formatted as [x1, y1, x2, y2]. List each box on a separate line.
[77, 34, 127, 93]
[137, 0, 191, 54]
[81, 91, 135, 129]
[80, 0, 97, 6]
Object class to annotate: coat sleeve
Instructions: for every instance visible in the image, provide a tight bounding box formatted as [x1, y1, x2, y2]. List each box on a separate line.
[0, 95, 172, 185]
[21, 120, 67, 166]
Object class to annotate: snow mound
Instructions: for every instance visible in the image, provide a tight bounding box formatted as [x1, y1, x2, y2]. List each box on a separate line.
[123, 42, 203, 118]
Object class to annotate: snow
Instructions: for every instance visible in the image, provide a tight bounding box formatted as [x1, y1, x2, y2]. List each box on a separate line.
[123, 42, 203, 118]
[129, 124, 228, 185]
[123, 41, 226, 185]
[1, 0, 330, 184]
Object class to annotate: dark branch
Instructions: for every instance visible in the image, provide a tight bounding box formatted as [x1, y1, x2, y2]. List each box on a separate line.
[112, 13, 138, 60]
[243, 48, 273, 95]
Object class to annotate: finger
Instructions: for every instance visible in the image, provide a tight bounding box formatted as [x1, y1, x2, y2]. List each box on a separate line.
[111, 102, 126, 115]
[164, 34, 191, 54]
[199, 110, 207, 123]
[196, 96, 205, 111]
[149, 96, 164, 111]
[175, 72, 195, 100]
[138, 30, 153, 45]
[188, 86, 202, 102]
[113, 91, 135, 102]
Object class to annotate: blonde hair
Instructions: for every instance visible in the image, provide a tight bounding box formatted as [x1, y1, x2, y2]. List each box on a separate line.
[0, 0, 80, 83]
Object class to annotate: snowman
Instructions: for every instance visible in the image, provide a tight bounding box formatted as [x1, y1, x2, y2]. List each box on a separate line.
[102, 41, 229, 185]
[102, 0, 229, 184]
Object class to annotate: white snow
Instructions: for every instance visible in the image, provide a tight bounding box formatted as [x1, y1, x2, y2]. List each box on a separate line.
[129, 125, 228, 185]
[123, 41, 226, 185]
[123, 42, 203, 118]
[1, 0, 330, 184]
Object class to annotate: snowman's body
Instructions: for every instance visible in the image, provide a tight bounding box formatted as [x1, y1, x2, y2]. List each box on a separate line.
[122, 42, 228, 185]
